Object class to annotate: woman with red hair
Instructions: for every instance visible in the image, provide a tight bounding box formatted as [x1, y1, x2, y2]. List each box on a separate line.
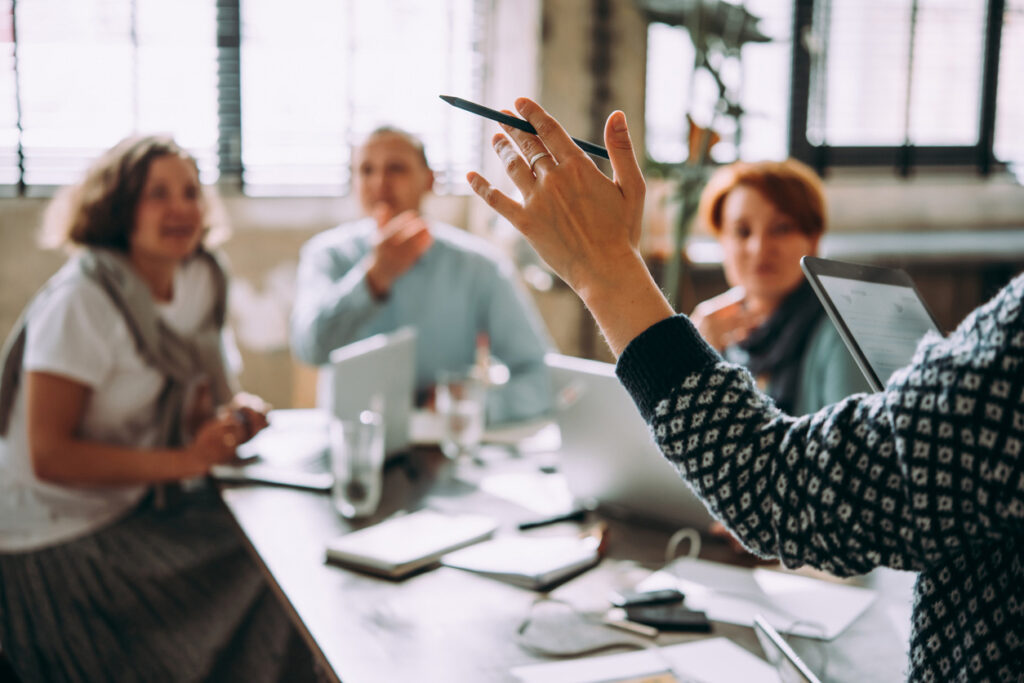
[690, 159, 869, 415]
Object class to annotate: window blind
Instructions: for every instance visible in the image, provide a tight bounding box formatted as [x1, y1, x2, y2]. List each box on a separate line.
[807, 0, 986, 148]
[239, 0, 486, 197]
[2, 0, 488, 197]
[11, 0, 218, 195]
[1, 0, 18, 195]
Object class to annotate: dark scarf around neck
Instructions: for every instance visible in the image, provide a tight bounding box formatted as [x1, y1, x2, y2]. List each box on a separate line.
[735, 279, 825, 414]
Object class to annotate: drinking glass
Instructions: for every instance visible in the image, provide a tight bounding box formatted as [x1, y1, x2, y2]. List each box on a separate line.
[328, 410, 385, 518]
[435, 370, 486, 461]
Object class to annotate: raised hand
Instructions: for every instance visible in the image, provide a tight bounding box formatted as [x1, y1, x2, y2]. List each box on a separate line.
[365, 203, 434, 299]
[466, 98, 645, 295]
[467, 98, 674, 357]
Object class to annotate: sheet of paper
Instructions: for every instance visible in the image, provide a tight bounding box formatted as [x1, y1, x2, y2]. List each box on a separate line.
[636, 558, 876, 640]
[510, 638, 774, 683]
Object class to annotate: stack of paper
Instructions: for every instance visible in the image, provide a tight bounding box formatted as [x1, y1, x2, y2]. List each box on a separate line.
[325, 509, 498, 579]
[442, 535, 600, 590]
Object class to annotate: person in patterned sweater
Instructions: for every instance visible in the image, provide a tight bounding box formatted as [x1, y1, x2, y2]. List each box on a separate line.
[466, 98, 1023, 681]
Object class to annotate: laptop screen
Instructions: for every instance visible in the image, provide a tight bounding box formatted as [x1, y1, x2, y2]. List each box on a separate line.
[546, 353, 713, 530]
[318, 326, 417, 457]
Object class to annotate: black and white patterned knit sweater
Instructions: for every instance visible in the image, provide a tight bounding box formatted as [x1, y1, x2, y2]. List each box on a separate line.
[616, 273, 1024, 682]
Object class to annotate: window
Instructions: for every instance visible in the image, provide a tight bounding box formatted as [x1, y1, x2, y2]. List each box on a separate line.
[1, 0, 487, 197]
[0, 0, 17, 193]
[7, 0, 218, 194]
[645, 0, 795, 164]
[994, 0, 1024, 169]
[240, 0, 483, 196]
[791, 0, 1022, 173]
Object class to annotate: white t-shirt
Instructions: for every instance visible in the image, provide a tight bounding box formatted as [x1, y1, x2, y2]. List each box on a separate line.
[0, 258, 223, 552]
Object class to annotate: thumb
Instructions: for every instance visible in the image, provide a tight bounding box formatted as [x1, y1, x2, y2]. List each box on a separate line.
[604, 111, 645, 204]
[373, 202, 396, 229]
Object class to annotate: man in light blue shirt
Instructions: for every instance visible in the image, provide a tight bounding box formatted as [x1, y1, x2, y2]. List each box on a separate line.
[291, 127, 553, 424]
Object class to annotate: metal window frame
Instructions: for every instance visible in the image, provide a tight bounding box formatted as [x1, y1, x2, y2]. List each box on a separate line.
[788, 0, 1006, 176]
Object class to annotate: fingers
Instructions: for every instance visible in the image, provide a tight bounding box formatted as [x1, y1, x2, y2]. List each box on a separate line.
[377, 210, 423, 240]
[604, 111, 644, 203]
[492, 134, 538, 196]
[377, 214, 432, 255]
[372, 203, 397, 229]
[498, 114, 555, 175]
[466, 171, 524, 227]
[233, 406, 268, 442]
[514, 98, 580, 163]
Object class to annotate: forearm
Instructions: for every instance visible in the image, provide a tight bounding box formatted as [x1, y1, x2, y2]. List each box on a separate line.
[291, 256, 379, 365]
[32, 438, 205, 486]
[575, 253, 675, 358]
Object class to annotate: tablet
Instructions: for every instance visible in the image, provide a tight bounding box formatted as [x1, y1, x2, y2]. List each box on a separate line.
[801, 256, 941, 392]
[753, 615, 823, 683]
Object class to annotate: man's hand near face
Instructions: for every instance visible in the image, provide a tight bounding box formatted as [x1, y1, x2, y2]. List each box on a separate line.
[365, 203, 434, 300]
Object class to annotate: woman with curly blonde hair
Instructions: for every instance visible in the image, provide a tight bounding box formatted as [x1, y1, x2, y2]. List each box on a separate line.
[0, 135, 319, 682]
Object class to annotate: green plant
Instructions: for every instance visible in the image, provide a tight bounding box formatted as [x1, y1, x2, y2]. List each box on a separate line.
[638, 0, 770, 307]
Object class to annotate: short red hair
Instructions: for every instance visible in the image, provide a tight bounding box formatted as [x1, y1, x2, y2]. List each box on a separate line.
[698, 159, 826, 238]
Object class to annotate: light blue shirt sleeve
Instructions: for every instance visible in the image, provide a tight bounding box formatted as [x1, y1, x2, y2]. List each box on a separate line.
[290, 225, 382, 365]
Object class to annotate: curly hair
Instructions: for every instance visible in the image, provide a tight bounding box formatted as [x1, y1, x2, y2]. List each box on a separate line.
[39, 134, 229, 251]
[697, 159, 826, 239]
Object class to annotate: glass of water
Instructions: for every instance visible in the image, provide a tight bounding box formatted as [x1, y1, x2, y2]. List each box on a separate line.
[435, 370, 486, 461]
[328, 410, 385, 519]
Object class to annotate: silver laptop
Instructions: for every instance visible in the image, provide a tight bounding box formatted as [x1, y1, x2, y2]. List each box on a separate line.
[546, 353, 713, 531]
[317, 326, 416, 457]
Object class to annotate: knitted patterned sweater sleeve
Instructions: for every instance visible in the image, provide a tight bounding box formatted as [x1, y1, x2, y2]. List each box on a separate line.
[616, 275, 1024, 578]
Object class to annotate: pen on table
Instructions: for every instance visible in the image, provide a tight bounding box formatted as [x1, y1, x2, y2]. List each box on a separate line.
[517, 507, 589, 530]
[440, 95, 610, 160]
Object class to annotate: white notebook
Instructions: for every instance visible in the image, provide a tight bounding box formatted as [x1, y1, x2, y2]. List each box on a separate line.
[442, 535, 600, 590]
[325, 509, 498, 579]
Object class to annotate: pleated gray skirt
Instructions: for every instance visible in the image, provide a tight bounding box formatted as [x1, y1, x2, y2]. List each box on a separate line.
[0, 484, 323, 683]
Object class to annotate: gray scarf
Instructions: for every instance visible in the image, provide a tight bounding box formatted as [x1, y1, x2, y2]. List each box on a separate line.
[0, 247, 233, 448]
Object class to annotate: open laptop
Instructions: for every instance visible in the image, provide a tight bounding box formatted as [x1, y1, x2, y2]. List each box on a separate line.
[546, 353, 714, 531]
[317, 326, 417, 457]
[801, 256, 942, 392]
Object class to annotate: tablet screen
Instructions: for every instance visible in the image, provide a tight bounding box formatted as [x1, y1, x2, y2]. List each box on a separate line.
[802, 257, 941, 391]
[816, 275, 939, 388]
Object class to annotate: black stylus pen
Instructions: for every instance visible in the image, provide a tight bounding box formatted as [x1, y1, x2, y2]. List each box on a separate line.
[517, 507, 588, 530]
[440, 95, 610, 160]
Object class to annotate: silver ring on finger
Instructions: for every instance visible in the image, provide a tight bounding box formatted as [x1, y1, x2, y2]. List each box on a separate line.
[528, 151, 551, 172]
